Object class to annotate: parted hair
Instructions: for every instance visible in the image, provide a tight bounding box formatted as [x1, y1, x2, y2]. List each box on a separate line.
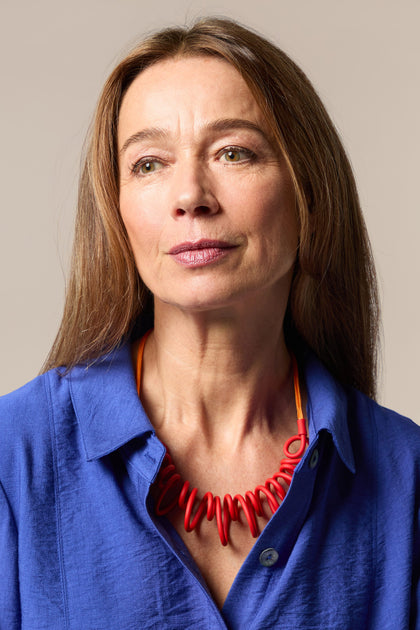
[43, 17, 380, 399]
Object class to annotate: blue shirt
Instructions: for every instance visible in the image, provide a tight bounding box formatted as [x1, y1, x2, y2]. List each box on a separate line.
[0, 343, 419, 629]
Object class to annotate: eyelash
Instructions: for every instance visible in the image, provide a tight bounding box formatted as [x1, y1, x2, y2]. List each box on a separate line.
[130, 145, 257, 176]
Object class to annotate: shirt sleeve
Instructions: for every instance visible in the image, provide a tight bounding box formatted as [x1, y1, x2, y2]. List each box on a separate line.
[0, 479, 21, 629]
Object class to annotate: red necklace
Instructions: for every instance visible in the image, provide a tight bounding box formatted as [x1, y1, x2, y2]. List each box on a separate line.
[135, 331, 308, 546]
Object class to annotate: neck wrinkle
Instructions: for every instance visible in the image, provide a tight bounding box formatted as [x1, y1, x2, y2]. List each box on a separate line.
[139, 299, 295, 447]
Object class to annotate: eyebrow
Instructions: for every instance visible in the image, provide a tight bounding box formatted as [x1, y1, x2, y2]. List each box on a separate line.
[119, 118, 271, 155]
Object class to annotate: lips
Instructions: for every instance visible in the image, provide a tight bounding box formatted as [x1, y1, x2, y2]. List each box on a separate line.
[169, 239, 233, 254]
[168, 239, 236, 267]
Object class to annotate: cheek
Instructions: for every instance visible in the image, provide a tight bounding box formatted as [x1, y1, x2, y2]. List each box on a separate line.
[120, 186, 159, 231]
[247, 179, 298, 255]
[119, 190, 166, 281]
[120, 186, 164, 246]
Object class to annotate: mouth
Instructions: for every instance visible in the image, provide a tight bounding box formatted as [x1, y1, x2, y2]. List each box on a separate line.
[169, 239, 234, 254]
[168, 239, 237, 267]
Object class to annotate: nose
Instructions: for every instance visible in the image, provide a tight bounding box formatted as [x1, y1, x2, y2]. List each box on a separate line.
[170, 161, 220, 218]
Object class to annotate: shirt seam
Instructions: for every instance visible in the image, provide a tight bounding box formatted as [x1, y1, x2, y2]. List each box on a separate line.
[0, 477, 19, 539]
[367, 397, 379, 626]
[68, 375, 92, 462]
[45, 372, 70, 629]
[0, 477, 22, 626]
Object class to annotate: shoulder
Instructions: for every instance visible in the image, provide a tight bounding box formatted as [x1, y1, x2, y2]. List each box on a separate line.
[0, 369, 72, 482]
[304, 346, 420, 448]
[0, 343, 138, 474]
[0, 342, 132, 430]
[349, 388, 420, 474]
[303, 349, 420, 471]
[0, 368, 69, 434]
[352, 388, 420, 443]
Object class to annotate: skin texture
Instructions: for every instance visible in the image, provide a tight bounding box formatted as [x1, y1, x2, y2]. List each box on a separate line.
[118, 56, 297, 314]
[118, 56, 302, 608]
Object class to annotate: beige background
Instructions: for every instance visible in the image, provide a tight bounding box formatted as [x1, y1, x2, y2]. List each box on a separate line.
[0, 0, 418, 421]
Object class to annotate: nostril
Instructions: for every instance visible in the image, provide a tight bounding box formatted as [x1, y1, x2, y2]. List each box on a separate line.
[195, 206, 211, 215]
[175, 205, 211, 217]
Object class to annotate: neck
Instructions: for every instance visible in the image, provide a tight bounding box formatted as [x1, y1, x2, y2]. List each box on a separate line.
[139, 296, 296, 451]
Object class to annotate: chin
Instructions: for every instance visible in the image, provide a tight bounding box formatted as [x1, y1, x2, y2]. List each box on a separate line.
[154, 280, 269, 314]
[160, 294, 237, 313]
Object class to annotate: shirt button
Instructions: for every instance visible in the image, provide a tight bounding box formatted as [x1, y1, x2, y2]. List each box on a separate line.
[309, 448, 319, 469]
[259, 548, 279, 567]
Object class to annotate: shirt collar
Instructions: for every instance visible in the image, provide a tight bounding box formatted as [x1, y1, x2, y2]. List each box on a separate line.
[69, 343, 154, 461]
[69, 341, 356, 473]
[303, 350, 356, 473]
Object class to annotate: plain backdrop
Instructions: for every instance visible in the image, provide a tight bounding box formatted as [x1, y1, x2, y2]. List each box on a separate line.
[0, 0, 419, 421]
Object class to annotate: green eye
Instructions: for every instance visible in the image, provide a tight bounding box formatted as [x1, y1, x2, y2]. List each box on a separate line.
[220, 147, 254, 163]
[140, 161, 157, 174]
[224, 150, 241, 162]
[133, 159, 163, 176]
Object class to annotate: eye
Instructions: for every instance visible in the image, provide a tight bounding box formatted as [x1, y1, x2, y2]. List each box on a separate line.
[219, 147, 255, 163]
[131, 158, 164, 176]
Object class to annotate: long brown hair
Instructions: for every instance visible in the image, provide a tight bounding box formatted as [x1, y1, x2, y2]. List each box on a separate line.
[43, 17, 380, 398]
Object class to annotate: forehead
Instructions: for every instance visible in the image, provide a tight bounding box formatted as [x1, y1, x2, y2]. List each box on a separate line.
[117, 56, 268, 144]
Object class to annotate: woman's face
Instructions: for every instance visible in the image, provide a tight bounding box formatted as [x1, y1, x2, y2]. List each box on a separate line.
[118, 56, 298, 314]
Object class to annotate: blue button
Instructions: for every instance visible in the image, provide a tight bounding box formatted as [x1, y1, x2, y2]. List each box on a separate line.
[259, 548, 279, 567]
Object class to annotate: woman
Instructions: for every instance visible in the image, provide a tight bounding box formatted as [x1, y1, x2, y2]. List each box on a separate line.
[0, 17, 419, 629]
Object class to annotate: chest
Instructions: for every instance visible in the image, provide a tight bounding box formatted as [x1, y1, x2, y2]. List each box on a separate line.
[19, 433, 413, 630]
[165, 507, 273, 608]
